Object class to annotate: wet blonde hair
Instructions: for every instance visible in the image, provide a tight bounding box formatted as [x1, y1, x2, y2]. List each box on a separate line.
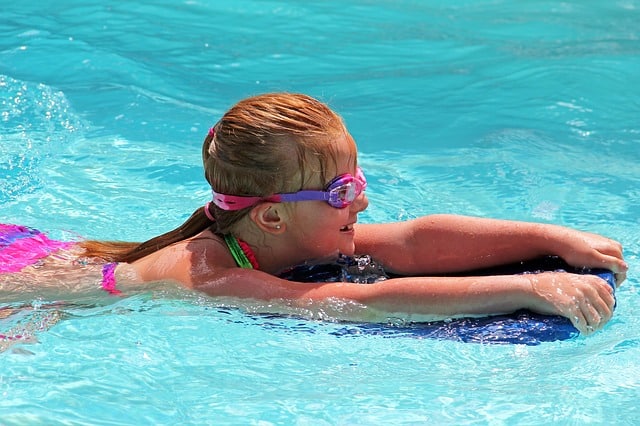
[80, 93, 353, 262]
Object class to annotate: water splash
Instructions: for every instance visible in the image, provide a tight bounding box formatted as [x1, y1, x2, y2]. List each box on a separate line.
[0, 304, 64, 353]
[0, 74, 86, 204]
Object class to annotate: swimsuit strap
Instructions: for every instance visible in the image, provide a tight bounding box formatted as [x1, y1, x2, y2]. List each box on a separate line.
[223, 234, 259, 269]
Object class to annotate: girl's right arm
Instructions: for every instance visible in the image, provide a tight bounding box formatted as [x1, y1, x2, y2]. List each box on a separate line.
[195, 268, 615, 335]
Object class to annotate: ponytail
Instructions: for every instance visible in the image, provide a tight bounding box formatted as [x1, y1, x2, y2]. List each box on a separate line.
[79, 206, 214, 263]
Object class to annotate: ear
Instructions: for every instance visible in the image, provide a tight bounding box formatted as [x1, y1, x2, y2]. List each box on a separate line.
[249, 203, 286, 234]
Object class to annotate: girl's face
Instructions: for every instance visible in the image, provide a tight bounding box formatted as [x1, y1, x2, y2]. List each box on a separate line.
[285, 133, 368, 262]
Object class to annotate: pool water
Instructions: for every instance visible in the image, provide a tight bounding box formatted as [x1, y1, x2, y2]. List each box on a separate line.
[2, 0, 640, 424]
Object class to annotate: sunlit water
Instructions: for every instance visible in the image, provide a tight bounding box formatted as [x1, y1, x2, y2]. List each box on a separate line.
[2, 0, 639, 424]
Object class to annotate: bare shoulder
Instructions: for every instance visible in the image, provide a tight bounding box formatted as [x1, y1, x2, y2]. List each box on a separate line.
[130, 230, 236, 287]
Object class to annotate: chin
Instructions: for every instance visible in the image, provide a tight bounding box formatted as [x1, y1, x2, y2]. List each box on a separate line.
[339, 243, 356, 256]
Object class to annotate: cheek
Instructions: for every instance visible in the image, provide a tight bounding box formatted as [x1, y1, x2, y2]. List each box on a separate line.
[352, 193, 369, 212]
[296, 205, 345, 237]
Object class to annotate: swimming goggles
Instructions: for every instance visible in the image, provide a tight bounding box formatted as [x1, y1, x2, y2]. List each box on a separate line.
[211, 167, 367, 210]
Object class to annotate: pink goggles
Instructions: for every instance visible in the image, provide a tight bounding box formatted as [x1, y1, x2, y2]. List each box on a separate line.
[212, 167, 367, 211]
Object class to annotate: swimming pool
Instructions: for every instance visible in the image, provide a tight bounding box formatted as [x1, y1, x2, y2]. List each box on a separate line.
[2, 0, 639, 423]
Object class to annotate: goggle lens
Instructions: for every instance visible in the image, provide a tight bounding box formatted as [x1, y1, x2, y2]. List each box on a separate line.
[325, 168, 367, 208]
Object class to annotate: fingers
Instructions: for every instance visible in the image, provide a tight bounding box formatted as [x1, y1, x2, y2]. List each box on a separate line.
[529, 272, 618, 336]
[598, 237, 626, 268]
[574, 231, 625, 267]
[601, 251, 628, 272]
[581, 245, 627, 287]
[573, 277, 615, 335]
[614, 271, 627, 287]
[595, 235, 623, 256]
[570, 309, 590, 335]
[599, 253, 627, 286]
[573, 299, 606, 335]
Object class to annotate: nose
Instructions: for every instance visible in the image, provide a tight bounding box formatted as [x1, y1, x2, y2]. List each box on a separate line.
[351, 192, 368, 213]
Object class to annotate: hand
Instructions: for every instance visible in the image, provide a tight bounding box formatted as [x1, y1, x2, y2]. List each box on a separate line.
[553, 228, 628, 286]
[526, 272, 616, 335]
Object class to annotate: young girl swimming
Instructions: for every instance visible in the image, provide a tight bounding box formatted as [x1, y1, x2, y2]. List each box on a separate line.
[1, 93, 627, 335]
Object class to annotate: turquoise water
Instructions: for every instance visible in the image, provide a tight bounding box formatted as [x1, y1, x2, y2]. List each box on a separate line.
[2, 0, 640, 424]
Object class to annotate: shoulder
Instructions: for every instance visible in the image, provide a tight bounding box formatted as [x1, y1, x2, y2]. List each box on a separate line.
[130, 230, 237, 287]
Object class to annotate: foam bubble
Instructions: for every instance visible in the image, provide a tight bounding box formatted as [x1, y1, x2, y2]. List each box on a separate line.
[0, 74, 86, 204]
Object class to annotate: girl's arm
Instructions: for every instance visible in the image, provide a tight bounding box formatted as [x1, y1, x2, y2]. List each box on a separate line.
[195, 267, 615, 335]
[354, 214, 627, 283]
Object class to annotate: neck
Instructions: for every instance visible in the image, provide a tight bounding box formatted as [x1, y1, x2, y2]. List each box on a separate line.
[248, 236, 342, 276]
[224, 234, 259, 269]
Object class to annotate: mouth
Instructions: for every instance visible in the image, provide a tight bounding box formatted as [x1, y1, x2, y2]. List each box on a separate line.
[340, 224, 354, 232]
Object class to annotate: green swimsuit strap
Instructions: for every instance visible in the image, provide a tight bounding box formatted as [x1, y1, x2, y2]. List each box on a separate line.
[223, 234, 255, 269]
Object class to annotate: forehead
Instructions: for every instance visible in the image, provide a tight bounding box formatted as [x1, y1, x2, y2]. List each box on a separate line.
[296, 130, 358, 189]
[327, 131, 358, 173]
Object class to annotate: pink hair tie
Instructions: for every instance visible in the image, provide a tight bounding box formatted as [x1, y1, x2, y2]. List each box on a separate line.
[208, 127, 215, 137]
[204, 201, 216, 222]
[101, 263, 122, 296]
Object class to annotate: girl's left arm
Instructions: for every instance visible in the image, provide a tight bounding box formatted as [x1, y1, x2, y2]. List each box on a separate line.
[354, 214, 627, 283]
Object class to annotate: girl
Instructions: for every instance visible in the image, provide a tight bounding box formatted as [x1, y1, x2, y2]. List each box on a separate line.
[1, 93, 627, 335]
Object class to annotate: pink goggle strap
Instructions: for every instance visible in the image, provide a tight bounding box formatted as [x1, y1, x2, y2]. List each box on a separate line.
[204, 202, 216, 221]
[209, 166, 367, 211]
